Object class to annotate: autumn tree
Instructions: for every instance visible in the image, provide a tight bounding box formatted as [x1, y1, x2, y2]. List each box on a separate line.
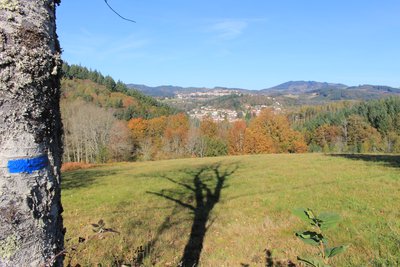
[287, 131, 309, 153]
[162, 113, 189, 158]
[146, 116, 167, 158]
[128, 118, 147, 141]
[312, 124, 343, 152]
[346, 115, 382, 152]
[199, 116, 228, 157]
[245, 109, 307, 153]
[290, 97, 400, 153]
[128, 117, 149, 159]
[0, 0, 64, 265]
[243, 128, 275, 154]
[127, 116, 170, 160]
[108, 121, 133, 162]
[228, 120, 247, 155]
[200, 116, 218, 138]
[385, 131, 400, 153]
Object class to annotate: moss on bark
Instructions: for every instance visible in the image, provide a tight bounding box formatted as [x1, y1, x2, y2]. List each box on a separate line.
[0, 235, 20, 260]
[0, 0, 20, 12]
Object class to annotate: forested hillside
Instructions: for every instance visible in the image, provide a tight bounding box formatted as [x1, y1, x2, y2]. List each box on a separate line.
[289, 97, 400, 153]
[204, 94, 276, 110]
[61, 63, 175, 119]
[60, 64, 177, 163]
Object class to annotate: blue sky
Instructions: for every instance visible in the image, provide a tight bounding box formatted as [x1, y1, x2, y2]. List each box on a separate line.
[57, 1, 400, 89]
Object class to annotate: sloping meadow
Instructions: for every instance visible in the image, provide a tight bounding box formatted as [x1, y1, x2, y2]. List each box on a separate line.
[62, 154, 400, 266]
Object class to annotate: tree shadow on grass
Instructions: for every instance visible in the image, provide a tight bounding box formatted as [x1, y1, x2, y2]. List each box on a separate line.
[241, 249, 296, 267]
[147, 162, 238, 267]
[264, 249, 296, 267]
[329, 154, 400, 169]
[130, 204, 181, 266]
[62, 169, 116, 190]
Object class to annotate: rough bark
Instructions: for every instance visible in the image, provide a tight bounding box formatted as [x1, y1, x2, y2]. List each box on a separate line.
[0, 0, 63, 266]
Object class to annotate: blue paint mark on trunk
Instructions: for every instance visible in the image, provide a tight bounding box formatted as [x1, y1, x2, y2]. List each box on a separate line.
[7, 155, 49, 174]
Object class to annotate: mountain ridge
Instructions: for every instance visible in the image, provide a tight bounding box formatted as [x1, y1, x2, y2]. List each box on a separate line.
[128, 80, 400, 99]
[260, 80, 348, 93]
[127, 84, 253, 97]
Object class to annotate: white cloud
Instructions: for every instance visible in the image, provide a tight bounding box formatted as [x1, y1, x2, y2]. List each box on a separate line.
[210, 19, 248, 40]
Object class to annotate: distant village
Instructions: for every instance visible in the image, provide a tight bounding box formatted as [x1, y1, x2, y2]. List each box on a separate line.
[188, 103, 283, 122]
[174, 89, 284, 122]
[175, 89, 241, 99]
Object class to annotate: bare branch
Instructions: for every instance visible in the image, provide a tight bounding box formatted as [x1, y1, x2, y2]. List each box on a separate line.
[165, 176, 196, 192]
[104, 0, 136, 23]
[147, 191, 195, 211]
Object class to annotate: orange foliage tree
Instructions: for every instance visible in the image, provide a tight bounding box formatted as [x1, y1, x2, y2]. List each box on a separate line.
[312, 124, 343, 152]
[128, 114, 190, 160]
[243, 128, 275, 154]
[127, 109, 308, 160]
[128, 118, 147, 141]
[163, 113, 190, 158]
[127, 117, 149, 159]
[228, 120, 247, 155]
[244, 109, 307, 153]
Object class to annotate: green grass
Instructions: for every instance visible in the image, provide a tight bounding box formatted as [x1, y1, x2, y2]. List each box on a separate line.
[62, 154, 400, 266]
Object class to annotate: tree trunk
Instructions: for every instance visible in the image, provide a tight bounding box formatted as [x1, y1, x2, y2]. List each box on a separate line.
[0, 0, 64, 266]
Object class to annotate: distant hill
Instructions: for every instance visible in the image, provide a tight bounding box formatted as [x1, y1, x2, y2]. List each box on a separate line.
[127, 84, 253, 97]
[129, 80, 399, 97]
[260, 81, 348, 94]
[347, 84, 400, 93]
[278, 84, 400, 105]
[128, 80, 400, 107]
[309, 85, 400, 101]
[127, 84, 191, 97]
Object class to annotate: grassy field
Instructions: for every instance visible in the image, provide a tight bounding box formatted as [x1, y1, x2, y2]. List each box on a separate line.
[62, 153, 400, 266]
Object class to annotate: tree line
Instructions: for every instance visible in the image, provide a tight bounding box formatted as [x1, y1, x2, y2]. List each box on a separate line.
[289, 97, 400, 153]
[62, 96, 400, 164]
[62, 107, 308, 163]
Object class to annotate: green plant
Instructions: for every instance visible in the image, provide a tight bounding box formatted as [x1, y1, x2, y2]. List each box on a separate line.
[293, 208, 348, 267]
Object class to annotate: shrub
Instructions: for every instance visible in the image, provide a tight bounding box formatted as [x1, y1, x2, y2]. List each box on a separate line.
[61, 162, 94, 172]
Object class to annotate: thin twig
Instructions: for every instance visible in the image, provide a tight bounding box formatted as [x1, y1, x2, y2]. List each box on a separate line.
[41, 224, 119, 267]
[104, 0, 136, 23]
